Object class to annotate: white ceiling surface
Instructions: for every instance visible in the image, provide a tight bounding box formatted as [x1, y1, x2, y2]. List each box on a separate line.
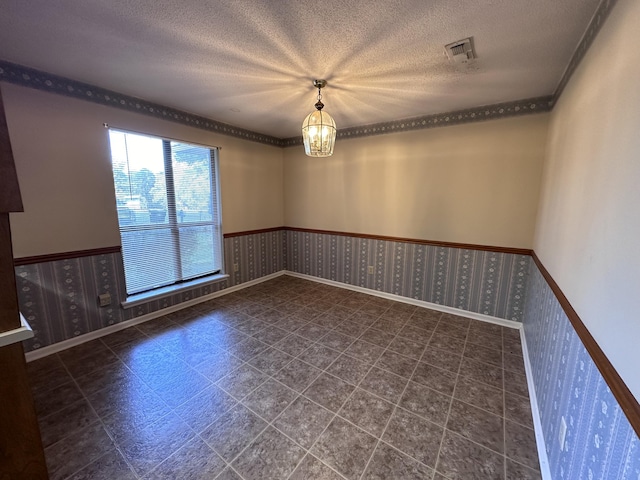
[0, 0, 600, 139]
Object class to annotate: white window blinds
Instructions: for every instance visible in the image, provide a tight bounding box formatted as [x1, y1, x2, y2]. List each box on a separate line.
[108, 129, 223, 295]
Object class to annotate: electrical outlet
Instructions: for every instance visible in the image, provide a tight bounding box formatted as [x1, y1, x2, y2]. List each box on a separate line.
[367, 266, 374, 274]
[558, 416, 567, 451]
[98, 293, 111, 307]
[233, 263, 239, 272]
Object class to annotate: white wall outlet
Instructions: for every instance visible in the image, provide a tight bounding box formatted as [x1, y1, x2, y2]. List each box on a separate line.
[367, 266, 374, 274]
[98, 293, 111, 307]
[558, 416, 567, 451]
[233, 263, 239, 272]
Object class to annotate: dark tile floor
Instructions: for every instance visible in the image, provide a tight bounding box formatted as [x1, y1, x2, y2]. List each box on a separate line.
[27, 275, 542, 480]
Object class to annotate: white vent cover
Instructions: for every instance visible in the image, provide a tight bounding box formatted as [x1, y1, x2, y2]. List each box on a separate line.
[444, 38, 476, 66]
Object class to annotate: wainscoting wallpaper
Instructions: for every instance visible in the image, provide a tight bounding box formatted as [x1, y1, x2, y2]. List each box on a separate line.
[523, 264, 640, 479]
[284, 230, 530, 321]
[15, 230, 285, 352]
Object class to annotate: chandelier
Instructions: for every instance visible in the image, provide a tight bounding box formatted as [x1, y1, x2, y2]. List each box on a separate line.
[302, 80, 336, 157]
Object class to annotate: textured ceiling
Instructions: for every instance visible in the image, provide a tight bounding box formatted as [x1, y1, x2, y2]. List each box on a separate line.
[0, 0, 600, 139]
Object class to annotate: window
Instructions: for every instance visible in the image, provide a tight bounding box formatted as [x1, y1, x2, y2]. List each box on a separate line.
[108, 129, 223, 295]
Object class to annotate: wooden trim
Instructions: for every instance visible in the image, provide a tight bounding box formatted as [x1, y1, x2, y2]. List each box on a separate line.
[531, 251, 640, 439]
[13, 246, 121, 266]
[283, 227, 533, 255]
[223, 227, 285, 238]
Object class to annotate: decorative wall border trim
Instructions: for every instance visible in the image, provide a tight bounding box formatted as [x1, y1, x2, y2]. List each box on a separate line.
[553, 0, 619, 100]
[13, 246, 122, 266]
[223, 227, 284, 238]
[531, 251, 640, 438]
[283, 226, 533, 256]
[282, 96, 554, 146]
[0, 61, 282, 147]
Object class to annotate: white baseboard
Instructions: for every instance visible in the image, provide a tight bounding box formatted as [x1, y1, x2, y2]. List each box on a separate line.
[520, 328, 552, 480]
[25, 268, 522, 362]
[25, 271, 285, 362]
[283, 271, 522, 330]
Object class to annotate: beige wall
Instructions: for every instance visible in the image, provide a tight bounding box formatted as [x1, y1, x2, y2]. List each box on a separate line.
[3, 83, 284, 258]
[534, 0, 640, 400]
[284, 114, 548, 249]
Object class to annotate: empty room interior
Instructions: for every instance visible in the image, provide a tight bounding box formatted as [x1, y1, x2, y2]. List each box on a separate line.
[0, 0, 638, 479]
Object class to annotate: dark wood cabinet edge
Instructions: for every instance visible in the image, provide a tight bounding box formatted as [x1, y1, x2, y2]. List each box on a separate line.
[13, 246, 121, 266]
[531, 251, 640, 439]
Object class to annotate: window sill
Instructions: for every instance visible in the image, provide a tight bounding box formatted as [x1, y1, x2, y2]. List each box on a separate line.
[121, 273, 229, 309]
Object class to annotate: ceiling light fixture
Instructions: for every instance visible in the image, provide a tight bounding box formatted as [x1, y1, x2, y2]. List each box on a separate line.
[302, 79, 336, 157]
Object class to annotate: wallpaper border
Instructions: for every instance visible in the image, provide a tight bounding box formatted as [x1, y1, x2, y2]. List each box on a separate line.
[553, 0, 619, 99]
[531, 252, 640, 439]
[0, 60, 550, 146]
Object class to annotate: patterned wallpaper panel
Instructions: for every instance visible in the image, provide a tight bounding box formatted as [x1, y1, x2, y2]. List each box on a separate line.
[16, 230, 284, 352]
[284, 230, 530, 321]
[523, 264, 640, 479]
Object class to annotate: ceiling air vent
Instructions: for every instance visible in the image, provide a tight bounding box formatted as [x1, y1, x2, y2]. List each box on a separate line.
[444, 38, 476, 66]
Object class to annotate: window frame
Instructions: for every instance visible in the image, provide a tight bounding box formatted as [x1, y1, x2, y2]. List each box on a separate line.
[107, 127, 226, 302]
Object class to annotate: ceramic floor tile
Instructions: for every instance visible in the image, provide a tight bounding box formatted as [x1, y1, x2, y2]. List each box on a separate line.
[272, 358, 323, 392]
[200, 404, 268, 462]
[505, 420, 540, 470]
[247, 347, 294, 375]
[411, 362, 458, 396]
[116, 412, 196, 477]
[311, 417, 378, 480]
[143, 436, 226, 479]
[399, 381, 451, 426]
[290, 455, 345, 479]
[28, 278, 542, 480]
[382, 408, 443, 468]
[344, 339, 385, 364]
[375, 350, 418, 378]
[454, 376, 504, 416]
[362, 442, 434, 480]
[506, 458, 542, 480]
[44, 422, 115, 480]
[215, 363, 269, 399]
[428, 332, 466, 355]
[436, 430, 505, 480]
[338, 388, 395, 437]
[359, 367, 409, 403]
[232, 426, 306, 480]
[463, 343, 503, 368]
[326, 354, 372, 385]
[242, 378, 298, 421]
[458, 357, 503, 390]
[273, 334, 315, 356]
[38, 399, 99, 448]
[27, 356, 73, 395]
[386, 336, 427, 360]
[297, 344, 342, 369]
[420, 347, 463, 373]
[33, 381, 85, 418]
[447, 399, 504, 454]
[273, 396, 334, 449]
[303, 373, 355, 412]
[505, 391, 534, 427]
[173, 384, 237, 433]
[504, 369, 530, 398]
[66, 449, 137, 480]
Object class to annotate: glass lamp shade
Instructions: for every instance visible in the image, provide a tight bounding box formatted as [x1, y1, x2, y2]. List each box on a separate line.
[302, 109, 336, 157]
